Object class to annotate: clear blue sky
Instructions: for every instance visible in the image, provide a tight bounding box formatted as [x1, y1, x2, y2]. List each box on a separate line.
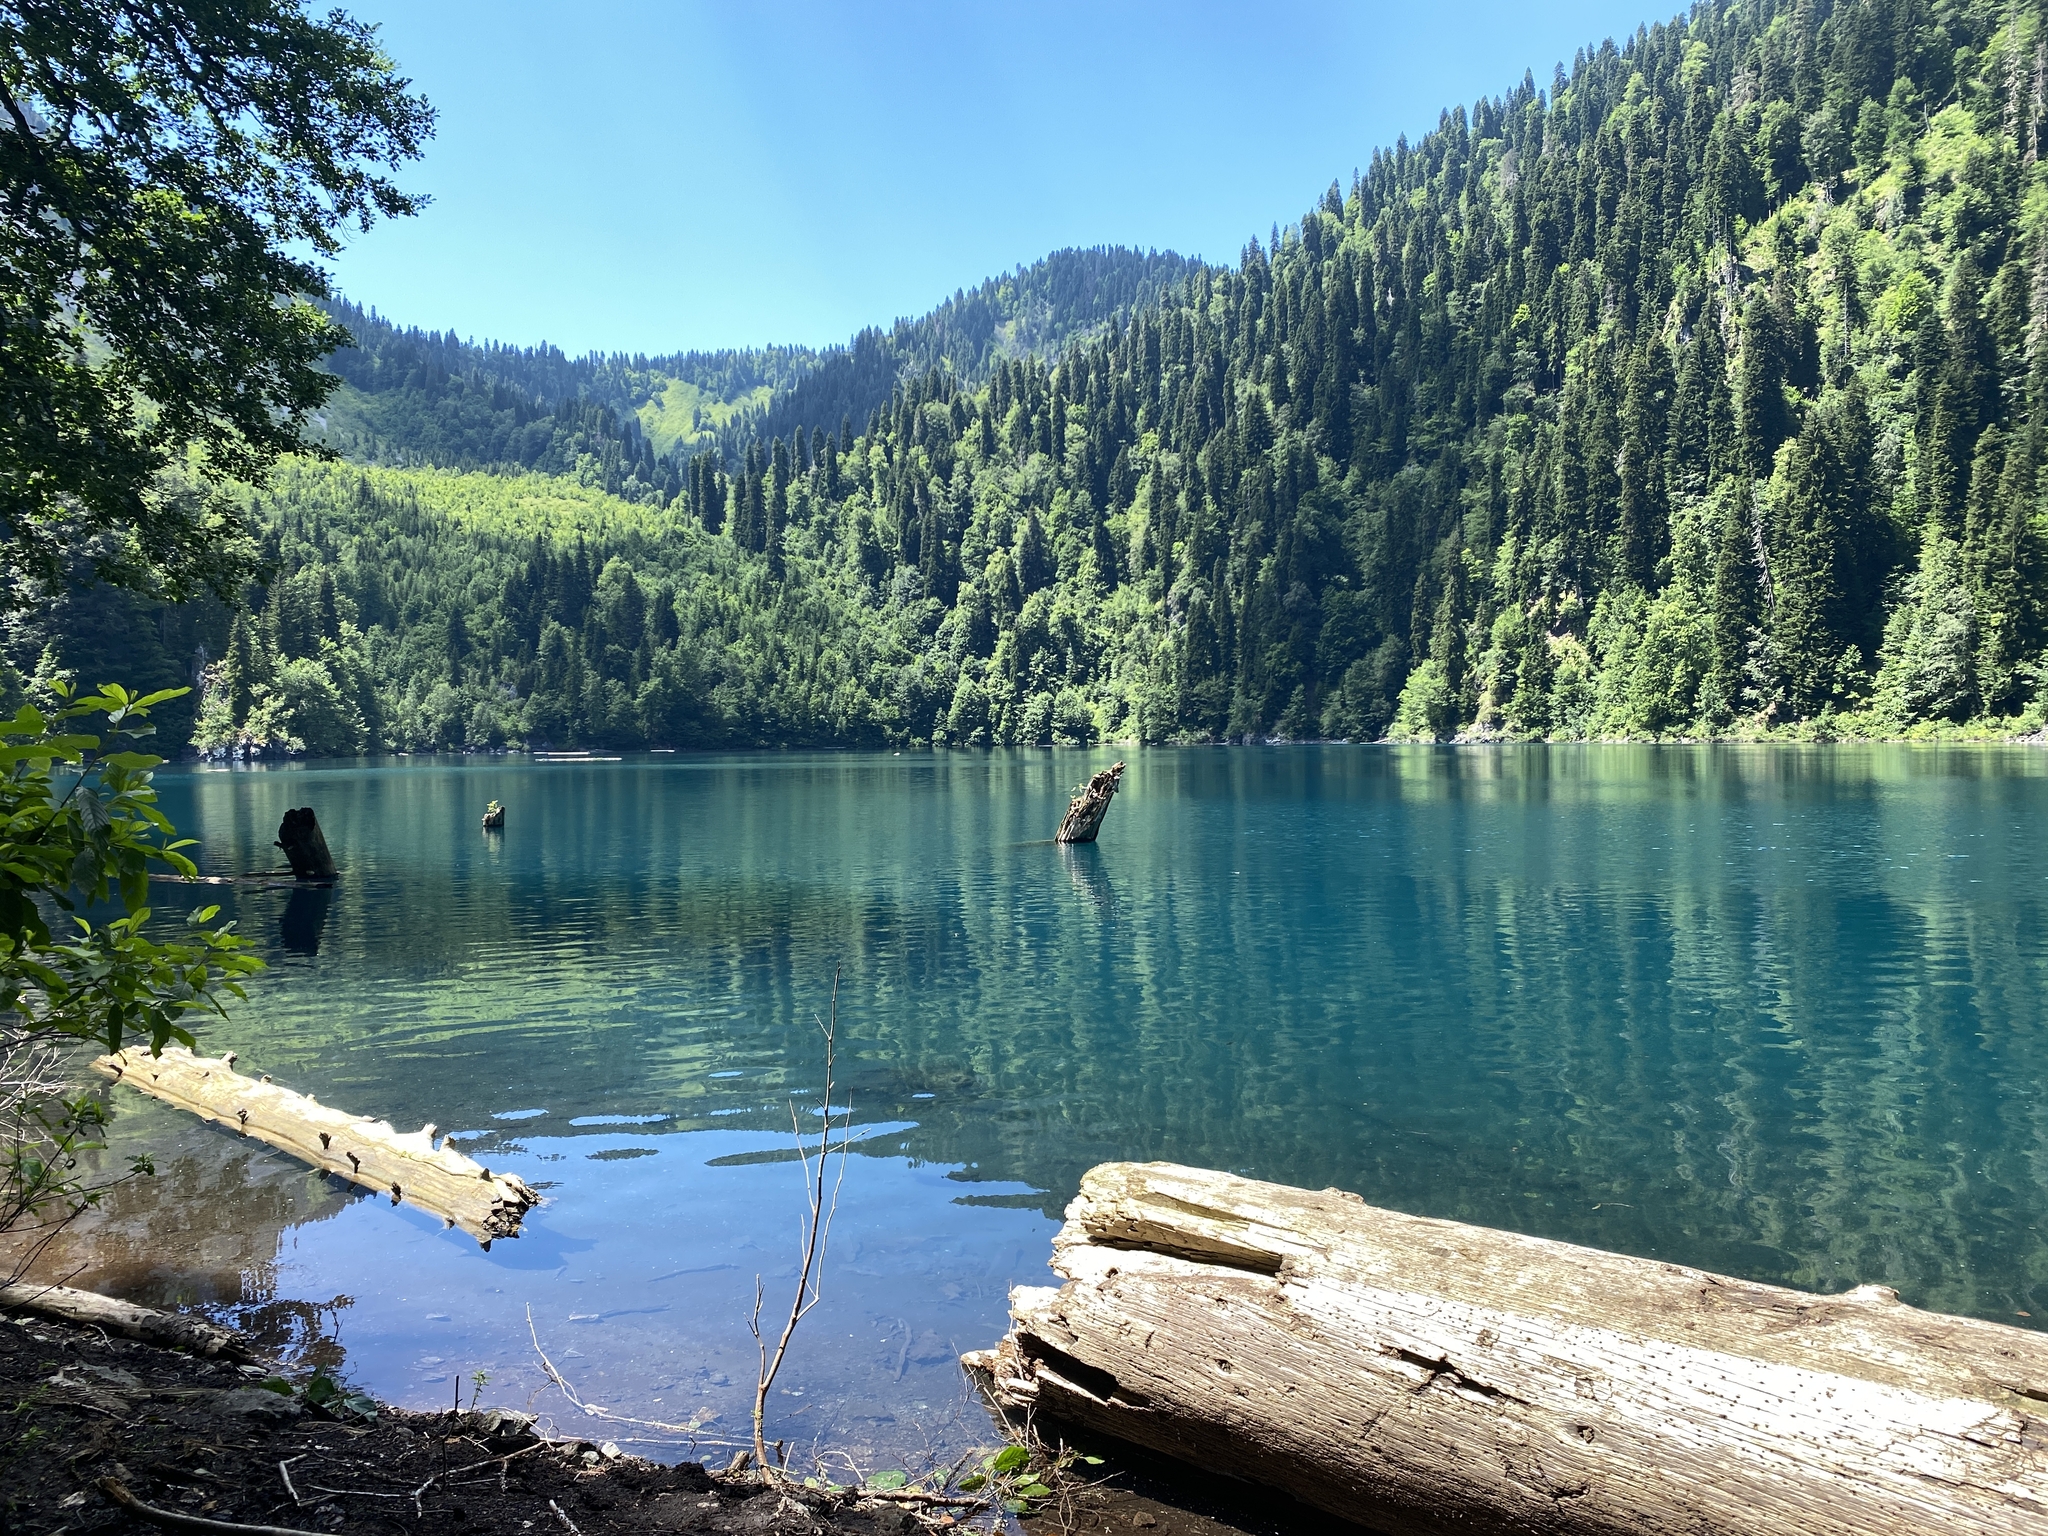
[331, 0, 1671, 357]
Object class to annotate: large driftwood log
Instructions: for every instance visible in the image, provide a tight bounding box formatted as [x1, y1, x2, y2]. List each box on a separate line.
[0, 1282, 249, 1357]
[94, 1048, 538, 1246]
[1055, 762, 1123, 843]
[966, 1162, 2048, 1535]
[274, 807, 338, 881]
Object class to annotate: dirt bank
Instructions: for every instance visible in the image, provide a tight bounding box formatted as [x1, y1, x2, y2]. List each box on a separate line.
[1, 1299, 1368, 1536]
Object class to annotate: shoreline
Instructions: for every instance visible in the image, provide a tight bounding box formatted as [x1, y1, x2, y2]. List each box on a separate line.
[175, 729, 2048, 768]
[1, 1287, 1357, 1536]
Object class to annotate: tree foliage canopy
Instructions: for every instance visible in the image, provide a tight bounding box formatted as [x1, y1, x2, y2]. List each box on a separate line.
[0, 0, 431, 609]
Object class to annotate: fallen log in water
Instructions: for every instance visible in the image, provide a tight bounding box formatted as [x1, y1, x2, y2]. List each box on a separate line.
[1055, 762, 1123, 843]
[0, 1282, 248, 1358]
[965, 1162, 2048, 1535]
[93, 1048, 538, 1246]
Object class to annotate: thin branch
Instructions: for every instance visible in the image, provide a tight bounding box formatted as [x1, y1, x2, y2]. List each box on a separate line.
[524, 1304, 743, 1446]
[856, 1487, 986, 1508]
[752, 968, 853, 1476]
[96, 1479, 319, 1536]
[304, 1486, 405, 1500]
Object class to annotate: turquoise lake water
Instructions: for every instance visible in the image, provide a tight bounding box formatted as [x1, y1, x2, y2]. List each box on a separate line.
[58, 745, 2048, 1467]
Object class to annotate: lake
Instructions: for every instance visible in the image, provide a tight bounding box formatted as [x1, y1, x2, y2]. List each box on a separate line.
[43, 745, 2048, 1469]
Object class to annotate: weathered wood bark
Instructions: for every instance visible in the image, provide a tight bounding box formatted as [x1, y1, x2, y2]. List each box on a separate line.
[1055, 762, 1124, 843]
[966, 1162, 2048, 1535]
[0, 1281, 248, 1357]
[273, 807, 337, 881]
[94, 1048, 538, 1246]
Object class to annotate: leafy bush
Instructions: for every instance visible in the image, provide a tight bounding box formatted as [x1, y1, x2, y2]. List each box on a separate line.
[1, 684, 260, 1271]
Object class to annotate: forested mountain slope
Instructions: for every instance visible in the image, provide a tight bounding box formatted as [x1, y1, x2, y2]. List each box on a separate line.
[306, 247, 1196, 493]
[43, 0, 2048, 753]
[740, 247, 1203, 453]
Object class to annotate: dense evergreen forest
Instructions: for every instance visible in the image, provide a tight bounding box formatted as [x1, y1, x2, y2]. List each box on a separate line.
[29, 0, 2048, 753]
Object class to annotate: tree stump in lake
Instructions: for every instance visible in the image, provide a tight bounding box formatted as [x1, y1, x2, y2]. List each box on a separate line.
[1055, 762, 1124, 843]
[966, 1162, 2048, 1536]
[274, 807, 338, 881]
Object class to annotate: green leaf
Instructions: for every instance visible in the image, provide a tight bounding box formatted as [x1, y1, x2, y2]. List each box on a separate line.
[1001, 1498, 1028, 1514]
[990, 1445, 1029, 1475]
[956, 1474, 987, 1492]
[868, 1469, 908, 1490]
[258, 1376, 294, 1396]
[1017, 1482, 1052, 1498]
[303, 1373, 340, 1405]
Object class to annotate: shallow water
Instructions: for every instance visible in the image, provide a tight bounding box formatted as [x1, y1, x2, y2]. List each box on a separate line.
[39, 744, 2048, 1466]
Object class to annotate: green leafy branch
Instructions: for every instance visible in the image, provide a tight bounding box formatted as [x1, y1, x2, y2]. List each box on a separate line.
[1, 681, 263, 1058]
[2, 681, 263, 1266]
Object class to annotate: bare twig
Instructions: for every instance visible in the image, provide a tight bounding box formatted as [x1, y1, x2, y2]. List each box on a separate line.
[303, 1486, 406, 1500]
[857, 1487, 985, 1508]
[408, 1440, 550, 1516]
[96, 1478, 318, 1535]
[547, 1497, 582, 1534]
[523, 1304, 747, 1445]
[750, 968, 853, 1476]
[276, 1457, 304, 1507]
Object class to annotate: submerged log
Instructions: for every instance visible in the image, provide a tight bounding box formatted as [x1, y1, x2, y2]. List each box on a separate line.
[1055, 762, 1124, 843]
[274, 807, 337, 881]
[966, 1162, 2048, 1536]
[0, 1282, 249, 1358]
[93, 1048, 539, 1246]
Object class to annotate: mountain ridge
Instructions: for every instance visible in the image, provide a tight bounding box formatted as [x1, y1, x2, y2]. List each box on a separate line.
[310, 245, 1203, 481]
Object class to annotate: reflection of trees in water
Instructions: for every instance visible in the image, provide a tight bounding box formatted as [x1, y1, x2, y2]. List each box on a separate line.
[4, 1103, 358, 1367]
[279, 885, 332, 955]
[1058, 843, 1117, 918]
[139, 748, 2048, 1323]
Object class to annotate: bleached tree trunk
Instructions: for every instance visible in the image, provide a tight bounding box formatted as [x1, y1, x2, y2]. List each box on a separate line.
[0, 1281, 247, 1357]
[966, 1162, 2048, 1535]
[94, 1048, 538, 1246]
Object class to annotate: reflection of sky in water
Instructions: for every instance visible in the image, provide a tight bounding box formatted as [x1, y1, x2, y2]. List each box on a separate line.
[28, 744, 2048, 1464]
[56, 1098, 1051, 1468]
[288, 1126, 1050, 1463]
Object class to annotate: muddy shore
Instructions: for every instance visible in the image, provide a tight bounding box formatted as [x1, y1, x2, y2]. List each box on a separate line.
[1, 1298, 1367, 1536]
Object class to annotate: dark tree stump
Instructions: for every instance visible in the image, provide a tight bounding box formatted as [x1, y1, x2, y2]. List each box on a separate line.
[274, 807, 338, 881]
[1056, 762, 1124, 843]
